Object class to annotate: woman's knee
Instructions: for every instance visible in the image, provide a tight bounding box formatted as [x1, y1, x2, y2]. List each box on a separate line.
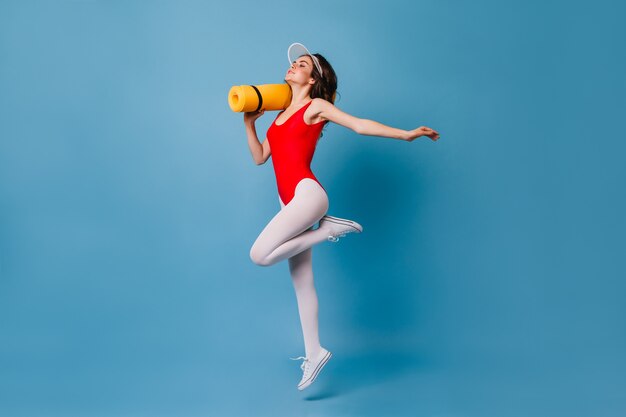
[249, 244, 271, 266]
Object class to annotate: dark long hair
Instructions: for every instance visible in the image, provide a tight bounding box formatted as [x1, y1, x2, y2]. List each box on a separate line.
[309, 53, 337, 105]
[302, 52, 339, 137]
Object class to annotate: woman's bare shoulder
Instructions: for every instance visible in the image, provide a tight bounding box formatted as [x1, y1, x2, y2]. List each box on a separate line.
[310, 97, 331, 109]
[304, 98, 330, 124]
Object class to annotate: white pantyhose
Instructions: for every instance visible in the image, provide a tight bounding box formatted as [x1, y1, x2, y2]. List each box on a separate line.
[249, 178, 330, 359]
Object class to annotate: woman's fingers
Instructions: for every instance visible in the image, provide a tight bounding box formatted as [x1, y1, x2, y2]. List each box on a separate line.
[422, 126, 440, 141]
[245, 109, 265, 119]
[424, 127, 439, 136]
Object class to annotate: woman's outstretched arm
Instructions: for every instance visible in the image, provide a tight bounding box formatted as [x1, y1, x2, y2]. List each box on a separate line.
[243, 109, 272, 165]
[312, 98, 440, 142]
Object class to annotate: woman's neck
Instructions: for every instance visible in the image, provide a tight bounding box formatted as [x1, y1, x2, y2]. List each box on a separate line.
[289, 85, 312, 107]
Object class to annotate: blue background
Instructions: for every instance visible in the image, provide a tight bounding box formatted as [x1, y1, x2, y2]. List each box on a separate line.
[1, 0, 624, 416]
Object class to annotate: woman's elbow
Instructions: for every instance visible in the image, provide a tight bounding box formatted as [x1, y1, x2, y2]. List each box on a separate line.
[255, 155, 269, 165]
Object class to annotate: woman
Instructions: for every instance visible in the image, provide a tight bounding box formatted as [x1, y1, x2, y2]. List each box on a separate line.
[244, 43, 440, 391]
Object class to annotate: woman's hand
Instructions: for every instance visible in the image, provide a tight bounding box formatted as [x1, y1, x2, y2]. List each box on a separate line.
[406, 126, 440, 142]
[244, 109, 265, 125]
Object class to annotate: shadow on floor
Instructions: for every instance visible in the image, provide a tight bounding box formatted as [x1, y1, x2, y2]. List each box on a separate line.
[301, 349, 430, 401]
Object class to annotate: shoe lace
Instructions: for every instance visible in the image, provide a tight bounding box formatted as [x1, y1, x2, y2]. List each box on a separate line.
[327, 233, 347, 242]
[289, 356, 311, 375]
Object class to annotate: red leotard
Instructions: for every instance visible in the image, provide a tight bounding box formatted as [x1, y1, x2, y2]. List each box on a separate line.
[267, 100, 327, 205]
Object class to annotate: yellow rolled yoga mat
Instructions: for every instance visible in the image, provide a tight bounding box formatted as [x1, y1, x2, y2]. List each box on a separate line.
[228, 83, 292, 112]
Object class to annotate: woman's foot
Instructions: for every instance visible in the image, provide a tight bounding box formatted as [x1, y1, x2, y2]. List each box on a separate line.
[318, 215, 363, 242]
[289, 347, 333, 390]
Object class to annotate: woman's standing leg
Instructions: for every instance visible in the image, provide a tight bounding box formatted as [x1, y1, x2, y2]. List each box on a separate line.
[278, 195, 322, 360]
[289, 249, 321, 359]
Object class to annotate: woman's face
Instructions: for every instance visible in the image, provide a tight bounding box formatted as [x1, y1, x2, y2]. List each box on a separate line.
[285, 55, 315, 85]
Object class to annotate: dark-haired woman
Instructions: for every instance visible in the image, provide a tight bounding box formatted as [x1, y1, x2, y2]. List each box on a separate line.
[244, 42, 440, 391]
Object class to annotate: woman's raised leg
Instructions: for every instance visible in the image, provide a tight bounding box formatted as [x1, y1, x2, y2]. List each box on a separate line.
[249, 178, 330, 266]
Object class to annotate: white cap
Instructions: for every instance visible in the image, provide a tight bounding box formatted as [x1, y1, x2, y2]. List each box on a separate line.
[287, 42, 323, 77]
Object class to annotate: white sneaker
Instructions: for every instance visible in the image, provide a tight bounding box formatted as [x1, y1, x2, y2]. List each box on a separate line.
[289, 347, 332, 391]
[318, 215, 363, 242]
